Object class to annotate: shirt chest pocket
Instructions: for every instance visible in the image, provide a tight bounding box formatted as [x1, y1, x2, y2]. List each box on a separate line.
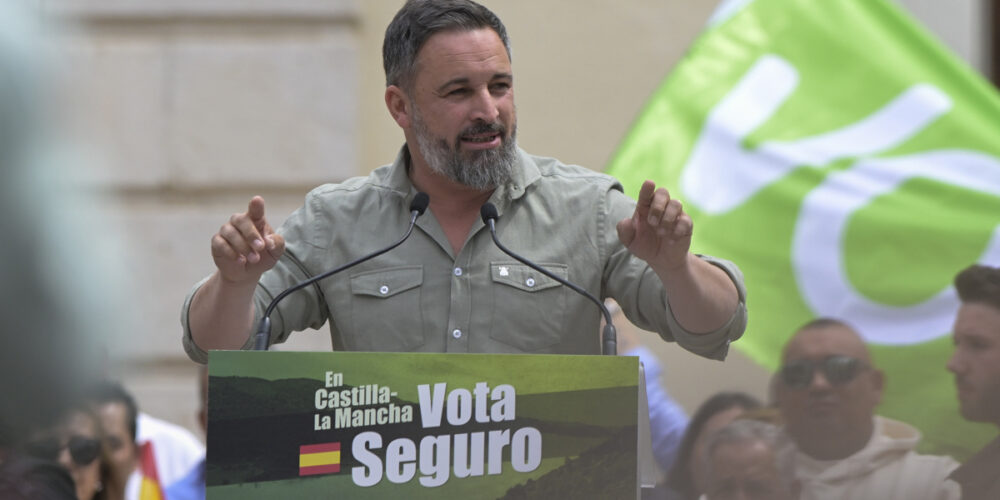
[489, 262, 567, 351]
[348, 266, 425, 351]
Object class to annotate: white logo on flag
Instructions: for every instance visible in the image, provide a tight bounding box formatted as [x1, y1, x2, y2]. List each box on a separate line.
[682, 54, 1000, 344]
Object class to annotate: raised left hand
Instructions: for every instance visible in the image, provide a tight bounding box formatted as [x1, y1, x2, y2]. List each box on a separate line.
[616, 180, 692, 271]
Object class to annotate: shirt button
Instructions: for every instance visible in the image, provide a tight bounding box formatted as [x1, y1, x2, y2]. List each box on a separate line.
[379, 285, 389, 295]
[525, 278, 535, 287]
[452, 329, 462, 339]
[453, 267, 463, 276]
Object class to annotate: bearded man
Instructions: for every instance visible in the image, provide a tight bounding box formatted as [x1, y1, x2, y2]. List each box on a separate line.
[182, 0, 746, 363]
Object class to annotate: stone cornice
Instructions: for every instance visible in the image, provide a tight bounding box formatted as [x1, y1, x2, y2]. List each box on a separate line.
[44, 0, 359, 21]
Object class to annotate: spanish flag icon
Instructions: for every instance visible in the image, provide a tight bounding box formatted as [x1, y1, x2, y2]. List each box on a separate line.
[299, 442, 341, 476]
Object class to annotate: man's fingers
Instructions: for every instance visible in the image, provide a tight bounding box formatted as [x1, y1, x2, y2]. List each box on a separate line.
[219, 221, 260, 263]
[247, 196, 267, 223]
[636, 180, 656, 207]
[247, 196, 277, 242]
[230, 210, 266, 250]
[664, 198, 683, 225]
[623, 180, 694, 265]
[647, 188, 670, 226]
[633, 180, 656, 219]
[616, 217, 637, 247]
[211, 234, 244, 263]
[210, 196, 284, 284]
[265, 233, 285, 259]
[673, 214, 693, 239]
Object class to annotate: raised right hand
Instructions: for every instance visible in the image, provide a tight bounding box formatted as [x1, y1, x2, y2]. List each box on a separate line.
[211, 196, 286, 284]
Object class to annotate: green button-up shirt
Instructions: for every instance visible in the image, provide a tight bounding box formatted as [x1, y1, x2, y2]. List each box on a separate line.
[182, 147, 747, 363]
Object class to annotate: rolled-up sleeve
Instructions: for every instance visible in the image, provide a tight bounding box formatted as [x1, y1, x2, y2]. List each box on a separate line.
[603, 187, 747, 361]
[660, 255, 747, 360]
[179, 276, 254, 365]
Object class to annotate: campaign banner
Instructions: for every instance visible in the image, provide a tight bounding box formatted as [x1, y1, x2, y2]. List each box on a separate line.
[606, 0, 1000, 457]
[206, 351, 639, 499]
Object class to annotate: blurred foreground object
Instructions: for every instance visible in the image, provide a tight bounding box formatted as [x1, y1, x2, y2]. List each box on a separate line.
[0, 0, 111, 472]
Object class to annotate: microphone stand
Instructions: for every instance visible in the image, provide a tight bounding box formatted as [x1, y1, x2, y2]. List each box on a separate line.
[480, 203, 617, 355]
[252, 193, 430, 350]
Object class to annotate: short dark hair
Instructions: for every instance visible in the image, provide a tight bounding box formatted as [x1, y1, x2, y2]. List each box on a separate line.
[87, 381, 139, 441]
[955, 264, 1000, 310]
[383, 0, 511, 90]
[666, 391, 762, 498]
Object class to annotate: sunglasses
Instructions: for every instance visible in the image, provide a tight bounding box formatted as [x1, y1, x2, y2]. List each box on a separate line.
[779, 355, 868, 389]
[23, 435, 101, 466]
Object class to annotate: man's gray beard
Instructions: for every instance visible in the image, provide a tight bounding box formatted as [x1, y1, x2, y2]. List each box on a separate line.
[412, 110, 517, 191]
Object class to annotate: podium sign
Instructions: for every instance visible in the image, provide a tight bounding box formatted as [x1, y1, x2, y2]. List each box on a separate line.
[206, 351, 639, 499]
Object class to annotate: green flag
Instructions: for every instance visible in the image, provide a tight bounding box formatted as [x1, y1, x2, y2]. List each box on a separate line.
[606, 0, 1000, 458]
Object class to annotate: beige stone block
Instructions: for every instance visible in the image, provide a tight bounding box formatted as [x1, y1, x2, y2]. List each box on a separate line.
[104, 207, 232, 362]
[56, 37, 171, 187]
[168, 32, 359, 187]
[45, 0, 357, 21]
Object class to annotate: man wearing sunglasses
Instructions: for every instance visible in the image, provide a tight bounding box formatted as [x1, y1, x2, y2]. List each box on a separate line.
[773, 318, 959, 500]
[16, 405, 109, 500]
[947, 264, 1000, 500]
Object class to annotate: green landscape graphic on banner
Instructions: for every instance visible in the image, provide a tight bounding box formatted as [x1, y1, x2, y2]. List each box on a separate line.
[206, 351, 639, 499]
[606, 0, 1000, 458]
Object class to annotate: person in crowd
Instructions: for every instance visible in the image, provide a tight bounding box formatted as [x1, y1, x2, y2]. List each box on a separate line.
[665, 392, 762, 500]
[87, 382, 139, 500]
[87, 379, 205, 500]
[23, 404, 113, 500]
[181, 0, 746, 367]
[947, 264, 1000, 499]
[701, 419, 793, 500]
[773, 317, 960, 499]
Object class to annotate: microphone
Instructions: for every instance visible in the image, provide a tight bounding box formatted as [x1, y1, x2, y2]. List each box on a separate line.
[479, 203, 617, 355]
[252, 192, 430, 351]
